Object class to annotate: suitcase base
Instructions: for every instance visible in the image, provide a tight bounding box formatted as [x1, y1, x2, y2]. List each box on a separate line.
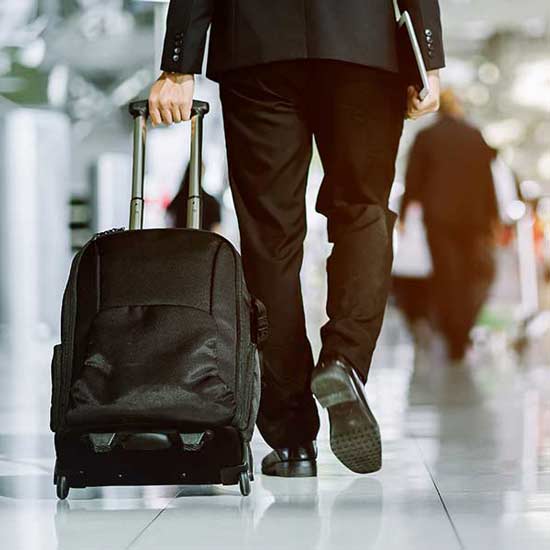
[54, 427, 253, 498]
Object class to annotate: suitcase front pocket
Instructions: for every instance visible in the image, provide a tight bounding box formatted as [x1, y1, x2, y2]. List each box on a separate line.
[67, 305, 236, 429]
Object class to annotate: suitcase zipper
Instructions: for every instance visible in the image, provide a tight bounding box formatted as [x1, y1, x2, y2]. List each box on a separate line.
[56, 246, 87, 430]
[56, 228, 125, 430]
[92, 227, 125, 240]
[215, 241, 248, 432]
[235, 257, 250, 431]
[242, 343, 256, 437]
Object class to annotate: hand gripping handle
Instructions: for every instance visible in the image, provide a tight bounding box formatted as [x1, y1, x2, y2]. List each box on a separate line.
[128, 99, 210, 119]
[128, 99, 210, 231]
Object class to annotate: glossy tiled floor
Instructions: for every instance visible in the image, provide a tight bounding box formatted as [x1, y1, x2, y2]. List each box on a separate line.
[1, 312, 550, 550]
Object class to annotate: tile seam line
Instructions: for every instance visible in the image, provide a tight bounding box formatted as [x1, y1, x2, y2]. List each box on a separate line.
[413, 436, 466, 550]
[125, 492, 180, 550]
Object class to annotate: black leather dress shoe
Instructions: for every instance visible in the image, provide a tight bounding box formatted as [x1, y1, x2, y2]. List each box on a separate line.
[261, 443, 318, 477]
[311, 356, 381, 474]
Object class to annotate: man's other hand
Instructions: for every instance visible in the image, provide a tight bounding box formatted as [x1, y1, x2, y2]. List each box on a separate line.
[406, 70, 440, 120]
[148, 73, 195, 126]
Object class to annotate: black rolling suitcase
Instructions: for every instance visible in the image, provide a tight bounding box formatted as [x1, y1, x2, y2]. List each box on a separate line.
[51, 100, 267, 499]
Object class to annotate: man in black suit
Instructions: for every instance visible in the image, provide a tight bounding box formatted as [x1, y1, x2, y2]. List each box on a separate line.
[149, 1, 445, 477]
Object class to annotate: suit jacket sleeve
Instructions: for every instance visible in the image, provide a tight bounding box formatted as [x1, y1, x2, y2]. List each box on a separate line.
[398, 1, 445, 70]
[161, 0, 215, 74]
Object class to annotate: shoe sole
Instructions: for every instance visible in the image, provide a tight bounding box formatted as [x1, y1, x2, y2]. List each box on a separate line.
[311, 365, 381, 474]
[262, 461, 317, 478]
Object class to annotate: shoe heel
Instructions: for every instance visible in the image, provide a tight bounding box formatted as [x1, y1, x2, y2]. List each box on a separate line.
[311, 361, 382, 474]
[311, 368, 357, 409]
[273, 461, 317, 478]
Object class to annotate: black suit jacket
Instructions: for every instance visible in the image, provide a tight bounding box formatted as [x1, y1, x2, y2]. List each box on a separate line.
[161, 1, 445, 80]
[401, 116, 498, 234]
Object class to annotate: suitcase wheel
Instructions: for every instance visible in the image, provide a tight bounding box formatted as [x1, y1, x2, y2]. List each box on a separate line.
[56, 475, 70, 500]
[248, 448, 255, 482]
[243, 442, 254, 482]
[239, 471, 251, 497]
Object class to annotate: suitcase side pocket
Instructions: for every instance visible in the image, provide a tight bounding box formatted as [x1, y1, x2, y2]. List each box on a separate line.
[50, 344, 63, 432]
[238, 296, 266, 437]
[242, 343, 261, 442]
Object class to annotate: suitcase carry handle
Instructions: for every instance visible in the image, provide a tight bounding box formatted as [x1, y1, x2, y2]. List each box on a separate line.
[128, 99, 210, 231]
[129, 99, 210, 120]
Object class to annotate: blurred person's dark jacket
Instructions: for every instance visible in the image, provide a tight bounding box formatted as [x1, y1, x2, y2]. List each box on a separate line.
[399, 115, 499, 360]
[400, 115, 498, 234]
[167, 165, 221, 231]
[161, 0, 445, 79]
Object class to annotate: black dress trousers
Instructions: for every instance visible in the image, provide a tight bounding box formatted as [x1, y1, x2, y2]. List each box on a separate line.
[220, 60, 406, 448]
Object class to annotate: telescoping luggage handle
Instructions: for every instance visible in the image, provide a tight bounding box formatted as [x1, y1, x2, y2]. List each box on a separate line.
[128, 99, 210, 231]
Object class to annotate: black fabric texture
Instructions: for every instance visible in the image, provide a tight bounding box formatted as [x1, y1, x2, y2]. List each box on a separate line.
[243, 344, 261, 442]
[427, 228, 496, 359]
[210, 242, 238, 394]
[54, 427, 244, 488]
[401, 116, 499, 233]
[220, 60, 405, 448]
[50, 344, 63, 431]
[52, 228, 262, 441]
[98, 230, 216, 311]
[68, 305, 236, 428]
[73, 242, 101, 386]
[160, 0, 445, 78]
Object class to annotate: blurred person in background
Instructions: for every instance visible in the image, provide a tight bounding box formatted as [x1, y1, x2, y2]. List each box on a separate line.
[148, 1, 444, 477]
[167, 163, 222, 233]
[400, 88, 499, 362]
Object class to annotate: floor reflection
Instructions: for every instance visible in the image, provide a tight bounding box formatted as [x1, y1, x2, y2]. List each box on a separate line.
[1, 309, 550, 549]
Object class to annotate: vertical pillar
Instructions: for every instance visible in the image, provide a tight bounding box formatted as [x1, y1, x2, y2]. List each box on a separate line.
[0, 108, 71, 355]
[133, 0, 170, 70]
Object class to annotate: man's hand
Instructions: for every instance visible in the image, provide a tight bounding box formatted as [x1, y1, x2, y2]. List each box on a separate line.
[148, 72, 195, 126]
[406, 70, 440, 120]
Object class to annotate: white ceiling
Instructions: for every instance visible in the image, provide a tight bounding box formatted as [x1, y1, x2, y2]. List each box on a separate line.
[442, 0, 550, 19]
[441, 0, 550, 40]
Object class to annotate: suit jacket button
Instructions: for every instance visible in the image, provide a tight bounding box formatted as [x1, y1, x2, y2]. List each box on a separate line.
[174, 48, 181, 54]
[425, 29, 433, 37]
[173, 55, 180, 62]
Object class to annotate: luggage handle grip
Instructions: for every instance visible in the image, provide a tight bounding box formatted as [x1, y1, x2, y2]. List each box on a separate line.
[128, 99, 210, 231]
[129, 99, 210, 120]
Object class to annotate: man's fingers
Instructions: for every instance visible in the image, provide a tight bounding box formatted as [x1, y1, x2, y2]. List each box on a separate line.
[412, 94, 425, 110]
[418, 96, 438, 112]
[179, 102, 192, 121]
[171, 105, 182, 123]
[160, 107, 174, 125]
[150, 96, 174, 125]
[406, 70, 441, 120]
[149, 101, 189, 125]
[150, 110, 162, 126]
[148, 74, 196, 126]
[148, 96, 160, 126]
[407, 94, 439, 120]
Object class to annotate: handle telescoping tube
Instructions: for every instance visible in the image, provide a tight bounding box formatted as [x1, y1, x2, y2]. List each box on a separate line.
[128, 100, 210, 231]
